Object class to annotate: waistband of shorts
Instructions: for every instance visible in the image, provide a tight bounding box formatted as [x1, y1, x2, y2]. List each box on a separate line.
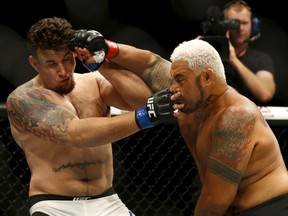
[234, 194, 288, 216]
[29, 186, 116, 207]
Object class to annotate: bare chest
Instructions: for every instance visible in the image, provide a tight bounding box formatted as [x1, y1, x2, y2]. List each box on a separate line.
[180, 119, 214, 167]
[67, 79, 109, 118]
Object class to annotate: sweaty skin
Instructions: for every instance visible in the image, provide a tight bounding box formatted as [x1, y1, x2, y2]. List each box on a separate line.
[171, 60, 288, 215]
[110, 44, 288, 215]
[6, 47, 152, 197]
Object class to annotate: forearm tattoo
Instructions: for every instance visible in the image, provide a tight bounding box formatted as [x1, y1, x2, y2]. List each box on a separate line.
[7, 89, 76, 143]
[208, 108, 255, 184]
[146, 56, 172, 92]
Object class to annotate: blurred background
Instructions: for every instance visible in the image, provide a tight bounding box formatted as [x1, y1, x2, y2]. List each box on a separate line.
[0, 0, 287, 104]
[0, 1, 288, 215]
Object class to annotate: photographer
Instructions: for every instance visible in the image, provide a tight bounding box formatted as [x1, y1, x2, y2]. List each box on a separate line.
[222, 0, 275, 105]
[201, 0, 275, 106]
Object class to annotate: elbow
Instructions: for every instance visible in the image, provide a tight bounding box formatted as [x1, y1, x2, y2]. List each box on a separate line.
[259, 91, 275, 103]
[258, 84, 276, 103]
[66, 133, 84, 148]
[206, 200, 231, 215]
[196, 195, 232, 216]
[259, 95, 272, 103]
[60, 130, 84, 148]
[59, 119, 86, 148]
[145, 50, 163, 67]
[196, 202, 230, 216]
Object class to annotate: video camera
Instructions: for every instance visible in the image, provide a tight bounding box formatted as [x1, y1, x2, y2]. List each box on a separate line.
[200, 6, 240, 61]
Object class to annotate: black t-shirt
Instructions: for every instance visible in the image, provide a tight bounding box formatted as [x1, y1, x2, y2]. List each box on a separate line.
[223, 47, 274, 106]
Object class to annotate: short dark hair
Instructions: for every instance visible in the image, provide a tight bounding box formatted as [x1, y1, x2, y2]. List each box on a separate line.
[26, 16, 75, 56]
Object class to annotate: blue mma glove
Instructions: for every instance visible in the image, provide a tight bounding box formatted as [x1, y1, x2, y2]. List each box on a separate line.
[135, 88, 175, 129]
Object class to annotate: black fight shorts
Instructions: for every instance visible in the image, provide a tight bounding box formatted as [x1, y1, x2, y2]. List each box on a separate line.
[234, 194, 288, 216]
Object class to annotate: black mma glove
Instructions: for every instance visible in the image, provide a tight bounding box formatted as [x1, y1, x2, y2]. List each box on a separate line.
[135, 88, 175, 129]
[69, 29, 119, 71]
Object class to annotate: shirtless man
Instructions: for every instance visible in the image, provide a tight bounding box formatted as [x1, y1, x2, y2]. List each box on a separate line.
[108, 38, 288, 215]
[5, 17, 174, 216]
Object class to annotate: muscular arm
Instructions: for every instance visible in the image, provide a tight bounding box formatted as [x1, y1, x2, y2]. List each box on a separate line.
[6, 88, 139, 148]
[194, 106, 256, 216]
[228, 43, 275, 103]
[98, 61, 152, 110]
[111, 44, 172, 92]
[229, 57, 275, 103]
[74, 42, 172, 93]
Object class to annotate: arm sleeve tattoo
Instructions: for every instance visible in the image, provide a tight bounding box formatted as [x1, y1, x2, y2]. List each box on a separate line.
[145, 56, 172, 93]
[7, 89, 76, 143]
[208, 108, 255, 184]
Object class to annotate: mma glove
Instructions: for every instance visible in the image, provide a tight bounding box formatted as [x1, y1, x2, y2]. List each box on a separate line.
[135, 88, 175, 129]
[69, 29, 119, 71]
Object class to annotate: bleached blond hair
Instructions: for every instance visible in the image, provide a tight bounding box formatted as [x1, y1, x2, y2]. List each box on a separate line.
[170, 39, 226, 82]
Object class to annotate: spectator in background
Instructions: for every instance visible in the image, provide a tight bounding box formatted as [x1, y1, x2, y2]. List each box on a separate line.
[222, 0, 276, 106]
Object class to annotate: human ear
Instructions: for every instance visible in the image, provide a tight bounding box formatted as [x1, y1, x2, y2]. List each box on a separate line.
[28, 55, 39, 72]
[201, 68, 214, 84]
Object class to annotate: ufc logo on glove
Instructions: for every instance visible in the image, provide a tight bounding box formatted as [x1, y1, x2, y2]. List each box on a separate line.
[147, 97, 157, 118]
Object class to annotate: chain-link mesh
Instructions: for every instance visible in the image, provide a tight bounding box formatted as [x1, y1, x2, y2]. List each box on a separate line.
[1, 112, 288, 216]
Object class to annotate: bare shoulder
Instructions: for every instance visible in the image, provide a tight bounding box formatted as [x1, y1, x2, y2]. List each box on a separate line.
[7, 80, 52, 104]
[215, 102, 260, 132]
[6, 82, 76, 138]
[207, 102, 261, 184]
[211, 101, 265, 157]
[74, 71, 100, 80]
[218, 88, 266, 127]
[73, 72, 107, 95]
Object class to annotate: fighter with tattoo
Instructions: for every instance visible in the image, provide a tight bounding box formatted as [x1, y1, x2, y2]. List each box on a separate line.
[5, 17, 174, 216]
[108, 38, 288, 215]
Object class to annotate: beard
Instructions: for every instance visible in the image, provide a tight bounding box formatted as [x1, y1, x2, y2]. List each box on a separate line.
[179, 76, 203, 114]
[54, 79, 76, 95]
[179, 101, 201, 114]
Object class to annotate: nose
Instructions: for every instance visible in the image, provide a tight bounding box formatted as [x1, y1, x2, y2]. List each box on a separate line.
[57, 64, 67, 77]
[169, 81, 178, 94]
[58, 71, 68, 79]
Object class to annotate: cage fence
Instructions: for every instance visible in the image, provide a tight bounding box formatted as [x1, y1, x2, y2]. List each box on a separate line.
[1, 106, 288, 216]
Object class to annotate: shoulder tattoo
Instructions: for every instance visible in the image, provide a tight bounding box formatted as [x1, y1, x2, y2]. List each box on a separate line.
[208, 108, 255, 184]
[7, 89, 76, 143]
